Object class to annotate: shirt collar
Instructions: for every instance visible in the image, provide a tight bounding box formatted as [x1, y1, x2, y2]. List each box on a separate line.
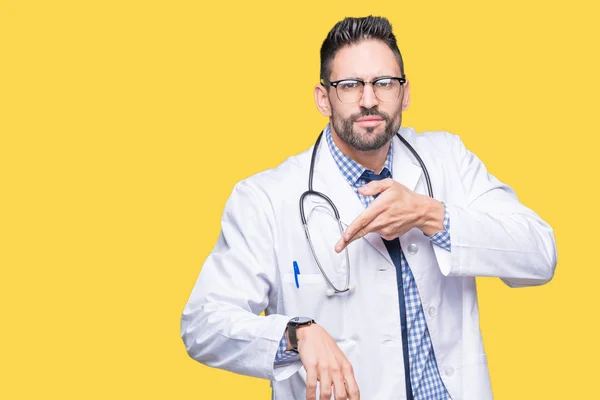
[325, 124, 393, 187]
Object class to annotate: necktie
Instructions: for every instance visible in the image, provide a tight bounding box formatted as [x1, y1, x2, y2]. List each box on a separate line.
[361, 169, 414, 400]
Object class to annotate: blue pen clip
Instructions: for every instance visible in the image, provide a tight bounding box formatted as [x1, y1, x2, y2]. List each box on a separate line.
[293, 261, 300, 288]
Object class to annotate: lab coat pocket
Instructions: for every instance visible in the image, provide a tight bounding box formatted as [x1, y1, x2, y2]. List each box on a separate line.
[337, 339, 357, 360]
[281, 272, 347, 340]
[282, 273, 324, 285]
[461, 354, 492, 400]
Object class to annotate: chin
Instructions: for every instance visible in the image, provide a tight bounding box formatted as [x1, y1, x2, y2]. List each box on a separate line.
[358, 125, 385, 135]
[356, 138, 389, 152]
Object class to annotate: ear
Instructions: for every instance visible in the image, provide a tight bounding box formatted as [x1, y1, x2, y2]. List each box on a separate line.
[401, 80, 411, 111]
[314, 84, 332, 117]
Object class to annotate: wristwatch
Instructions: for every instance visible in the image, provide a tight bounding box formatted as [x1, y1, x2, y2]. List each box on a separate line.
[287, 317, 316, 353]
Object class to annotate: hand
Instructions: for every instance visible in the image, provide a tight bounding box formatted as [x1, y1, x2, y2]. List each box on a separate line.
[335, 178, 444, 253]
[296, 324, 360, 400]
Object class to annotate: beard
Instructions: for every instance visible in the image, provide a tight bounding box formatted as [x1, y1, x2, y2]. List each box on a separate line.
[331, 105, 402, 152]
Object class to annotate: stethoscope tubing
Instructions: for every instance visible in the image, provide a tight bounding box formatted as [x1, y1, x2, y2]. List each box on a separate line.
[299, 129, 433, 295]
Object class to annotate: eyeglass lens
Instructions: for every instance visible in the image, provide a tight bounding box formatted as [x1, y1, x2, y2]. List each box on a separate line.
[336, 78, 401, 103]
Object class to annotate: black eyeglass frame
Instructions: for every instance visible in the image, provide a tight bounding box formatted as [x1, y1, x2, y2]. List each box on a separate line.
[321, 76, 407, 103]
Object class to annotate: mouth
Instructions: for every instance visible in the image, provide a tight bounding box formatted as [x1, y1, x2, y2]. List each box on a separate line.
[355, 117, 384, 128]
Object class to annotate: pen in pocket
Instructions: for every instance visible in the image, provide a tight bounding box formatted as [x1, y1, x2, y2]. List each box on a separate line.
[293, 261, 300, 288]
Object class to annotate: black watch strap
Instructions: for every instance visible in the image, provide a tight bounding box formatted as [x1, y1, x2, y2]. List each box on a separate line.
[287, 317, 315, 353]
[288, 325, 299, 353]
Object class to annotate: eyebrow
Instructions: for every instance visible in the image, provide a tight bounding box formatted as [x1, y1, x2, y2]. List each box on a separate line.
[334, 70, 397, 80]
[335, 75, 395, 81]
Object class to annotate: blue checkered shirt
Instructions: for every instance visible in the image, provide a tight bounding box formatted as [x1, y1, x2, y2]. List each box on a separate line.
[275, 125, 452, 399]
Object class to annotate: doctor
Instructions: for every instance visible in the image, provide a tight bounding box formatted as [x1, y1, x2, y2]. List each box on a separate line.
[181, 16, 557, 400]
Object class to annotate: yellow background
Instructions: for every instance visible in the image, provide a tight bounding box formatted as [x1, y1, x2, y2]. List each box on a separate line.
[1, 0, 598, 398]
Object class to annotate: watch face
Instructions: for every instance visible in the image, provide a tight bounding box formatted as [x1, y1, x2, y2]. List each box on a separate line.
[291, 317, 313, 325]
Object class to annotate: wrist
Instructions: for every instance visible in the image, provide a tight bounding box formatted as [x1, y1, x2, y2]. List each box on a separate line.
[295, 324, 314, 341]
[284, 325, 313, 351]
[418, 196, 445, 236]
[286, 317, 316, 352]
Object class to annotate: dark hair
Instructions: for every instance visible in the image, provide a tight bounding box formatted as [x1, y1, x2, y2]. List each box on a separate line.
[320, 16, 404, 83]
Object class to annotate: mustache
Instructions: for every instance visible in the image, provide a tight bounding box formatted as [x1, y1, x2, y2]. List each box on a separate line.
[350, 108, 391, 122]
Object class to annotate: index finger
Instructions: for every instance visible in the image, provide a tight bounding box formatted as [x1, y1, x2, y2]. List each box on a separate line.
[335, 206, 380, 253]
[306, 366, 318, 400]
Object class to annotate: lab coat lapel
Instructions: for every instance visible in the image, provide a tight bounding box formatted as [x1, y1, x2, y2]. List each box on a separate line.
[312, 135, 364, 227]
[312, 134, 394, 267]
[391, 132, 423, 194]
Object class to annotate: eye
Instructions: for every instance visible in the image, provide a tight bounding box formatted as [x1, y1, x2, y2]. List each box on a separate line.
[338, 80, 360, 91]
[374, 78, 393, 88]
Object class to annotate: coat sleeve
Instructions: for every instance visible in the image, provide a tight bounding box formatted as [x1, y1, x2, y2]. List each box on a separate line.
[433, 133, 558, 287]
[180, 179, 297, 380]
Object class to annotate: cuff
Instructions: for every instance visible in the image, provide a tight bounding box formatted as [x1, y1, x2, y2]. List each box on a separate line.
[274, 330, 300, 365]
[271, 320, 302, 381]
[424, 201, 451, 251]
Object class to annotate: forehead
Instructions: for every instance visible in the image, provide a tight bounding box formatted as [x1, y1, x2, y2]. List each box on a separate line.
[330, 39, 401, 81]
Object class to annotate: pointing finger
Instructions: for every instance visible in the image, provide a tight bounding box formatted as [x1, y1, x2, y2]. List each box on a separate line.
[335, 215, 383, 253]
[335, 212, 372, 253]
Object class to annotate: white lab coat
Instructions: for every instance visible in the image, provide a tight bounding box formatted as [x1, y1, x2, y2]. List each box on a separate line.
[181, 127, 557, 400]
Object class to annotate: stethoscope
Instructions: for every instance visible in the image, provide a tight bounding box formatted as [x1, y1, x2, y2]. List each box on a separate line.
[299, 129, 434, 296]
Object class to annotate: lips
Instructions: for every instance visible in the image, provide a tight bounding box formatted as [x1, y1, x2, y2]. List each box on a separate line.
[355, 117, 383, 128]
[355, 117, 383, 122]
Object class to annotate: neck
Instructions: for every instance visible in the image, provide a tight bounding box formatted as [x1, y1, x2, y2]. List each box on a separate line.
[330, 127, 390, 173]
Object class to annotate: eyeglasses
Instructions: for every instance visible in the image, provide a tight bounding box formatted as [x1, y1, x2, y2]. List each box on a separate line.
[321, 76, 407, 104]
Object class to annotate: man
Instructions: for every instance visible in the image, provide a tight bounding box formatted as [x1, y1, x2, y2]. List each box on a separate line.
[181, 16, 557, 400]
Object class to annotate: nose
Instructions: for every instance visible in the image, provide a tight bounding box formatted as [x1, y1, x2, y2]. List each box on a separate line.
[358, 82, 380, 109]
